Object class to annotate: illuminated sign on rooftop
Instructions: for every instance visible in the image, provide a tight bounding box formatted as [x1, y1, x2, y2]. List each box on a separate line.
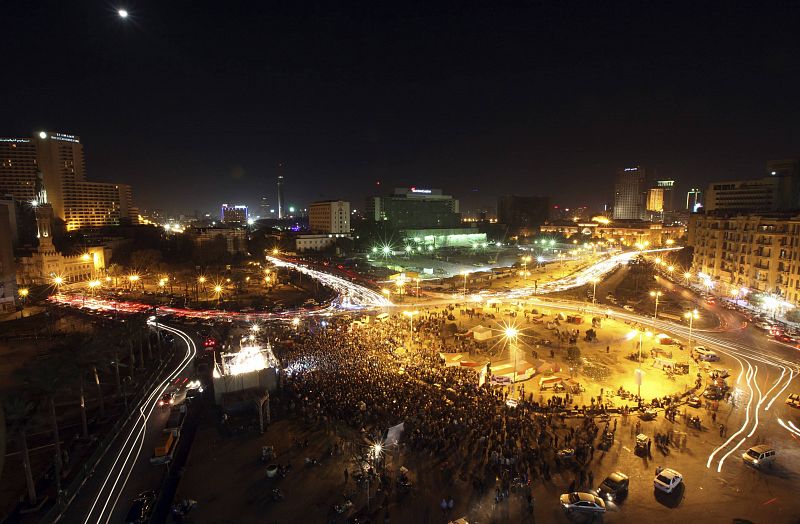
[410, 187, 432, 194]
[51, 133, 80, 143]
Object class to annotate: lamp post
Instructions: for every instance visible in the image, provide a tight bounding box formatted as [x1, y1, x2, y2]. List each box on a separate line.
[684, 309, 698, 351]
[505, 327, 519, 395]
[590, 277, 600, 306]
[18, 288, 28, 318]
[461, 271, 469, 297]
[649, 290, 663, 327]
[52, 276, 64, 296]
[403, 310, 418, 349]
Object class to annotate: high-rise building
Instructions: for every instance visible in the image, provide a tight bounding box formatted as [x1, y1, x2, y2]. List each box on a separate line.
[0, 201, 16, 312]
[309, 200, 350, 234]
[613, 166, 648, 220]
[688, 213, 800, 304]
[0, 131, 136, 230]
[221, 204, 248, 224]
[497, 195, 550, 234]
[277, 175, 285, 219]
[646, 188, 664, 213]
[366, 187, 460, 229]
[686, 188, 703, 211]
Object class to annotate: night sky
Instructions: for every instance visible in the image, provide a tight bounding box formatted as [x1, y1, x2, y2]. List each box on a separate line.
[4, 1, 800, 215]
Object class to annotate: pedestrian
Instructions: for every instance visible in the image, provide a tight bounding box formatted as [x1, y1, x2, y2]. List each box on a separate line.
[606, 345, 610, 353]
[647, 438, 652, 455]
[447, 497, 454, 513]
[719, 424, 724, 437]
[344, 467, 349, 484]
[712, 412, 716, 423]
[440, 498, 448, 514]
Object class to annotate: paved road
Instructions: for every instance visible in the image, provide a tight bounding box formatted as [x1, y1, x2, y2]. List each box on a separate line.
[57, 323, 196, 524]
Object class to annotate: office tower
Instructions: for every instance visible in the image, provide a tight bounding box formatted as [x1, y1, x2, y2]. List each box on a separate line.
[309, 200, 350, 234]
[613, 166, 647, 220]
[277, 175, 285, 219]
[366, 187, 460, 229]
[221, 204, 248, 224]
[0, 131, 136, 229]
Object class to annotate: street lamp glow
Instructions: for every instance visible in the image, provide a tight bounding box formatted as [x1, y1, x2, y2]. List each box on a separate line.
[198, 276, 207, 284]
[128, 274, 139, 282]
[504, 327, 519, 338]
[118, 8, 128, 18]
[213, 285, 223, 294]
[53, 276, 64, 286]
[292, 317, 300, 327]
[382, 245, 392, 255]
[18, 288, 29, 297]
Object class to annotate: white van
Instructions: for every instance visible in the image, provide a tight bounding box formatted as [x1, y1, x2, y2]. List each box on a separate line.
[743, 445, 776, 468]
[375, 313, 390, 323]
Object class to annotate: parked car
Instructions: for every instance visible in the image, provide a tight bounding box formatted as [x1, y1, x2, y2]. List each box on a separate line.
[125, 491, 156, 524]
[597, 471, 629, 502]
[623, 305, 635, 312]
[559, 492, 606, 513]
[686, 396, 702, 408]
[695, 347, 720, 361]
[653, 468, 683, 493]
[742, 445, 776, 468]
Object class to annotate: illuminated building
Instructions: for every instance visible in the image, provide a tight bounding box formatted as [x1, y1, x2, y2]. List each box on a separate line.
[497, 195, 549, 236]
[366, 187, 460, 229]
[540, 219, 683, 246]
[0, 131, 137, 230]
[613, 166, 649, 220]
[308, 200, 350, 234]
[689, 213, 800, 304]
[221, 204, 248, 224]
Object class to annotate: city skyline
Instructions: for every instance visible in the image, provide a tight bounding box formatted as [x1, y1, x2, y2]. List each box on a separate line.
[4, 2, 800, 212]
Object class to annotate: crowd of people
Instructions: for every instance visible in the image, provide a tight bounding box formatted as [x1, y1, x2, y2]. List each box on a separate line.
[273, 309, 623, 509]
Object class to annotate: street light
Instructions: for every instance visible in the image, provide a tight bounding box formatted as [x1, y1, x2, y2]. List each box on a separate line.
[649, 290, 663, 326]
[461, 271, 469, 297]
[403, 310, 419, 347]
[52, 275, 64, 296]
[590, 277, 600, 306]
[683, 271, 691, 285]
[684, 309, 699, 351]
[504, 327, 519, 395]
[627, 329, 652, 363]
[18, 288, 28, 317]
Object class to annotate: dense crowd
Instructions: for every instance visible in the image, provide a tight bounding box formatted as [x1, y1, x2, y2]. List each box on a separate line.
[275, 309, 613, 502]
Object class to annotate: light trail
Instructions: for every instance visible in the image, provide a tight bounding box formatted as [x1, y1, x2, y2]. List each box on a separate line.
[75, 323, 196, 524]
[765, 368, 795, 411]
[778, 419, 800, 437]
[707, 363, 754, 471]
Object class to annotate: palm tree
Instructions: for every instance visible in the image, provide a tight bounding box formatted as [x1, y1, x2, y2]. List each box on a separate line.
[3, 394, 39, 505]
[21, 355, 74, 491]
[53, 334, 103, 437]
[106, 263, 123, 288]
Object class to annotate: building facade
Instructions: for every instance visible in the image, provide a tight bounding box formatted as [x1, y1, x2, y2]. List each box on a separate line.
[366, 188, 460, 229]
[0, 131, 137, 230]
[308, 200, 350, 234]
[703, 177, 790, 214]
[687, 213, 800, 304]
[613, 166, 648, 220]
[221, 204, 248, 225]
[686, 188, 703, 212]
